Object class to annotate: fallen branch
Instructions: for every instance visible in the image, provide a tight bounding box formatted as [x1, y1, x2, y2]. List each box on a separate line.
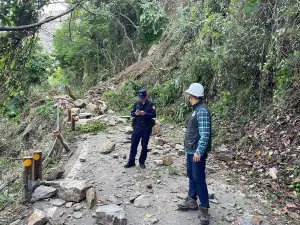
[0, 3, 79, 31]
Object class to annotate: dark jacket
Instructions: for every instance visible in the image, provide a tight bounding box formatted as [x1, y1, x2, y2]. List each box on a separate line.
[184, 102, 212, 154]
[131, 100, 156, 128]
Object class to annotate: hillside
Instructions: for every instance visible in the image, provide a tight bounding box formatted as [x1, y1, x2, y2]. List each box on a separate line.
[0, 0, 299, 224]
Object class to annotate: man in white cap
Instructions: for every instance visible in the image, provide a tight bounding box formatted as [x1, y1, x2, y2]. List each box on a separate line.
[178, 83, 211, 225]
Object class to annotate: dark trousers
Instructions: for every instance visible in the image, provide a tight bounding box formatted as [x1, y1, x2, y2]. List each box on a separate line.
[187, 153, 210, 208]
[129, 125, 152, 165]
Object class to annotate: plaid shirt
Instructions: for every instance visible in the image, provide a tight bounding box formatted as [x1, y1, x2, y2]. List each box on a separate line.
[186, 107, 211, 156]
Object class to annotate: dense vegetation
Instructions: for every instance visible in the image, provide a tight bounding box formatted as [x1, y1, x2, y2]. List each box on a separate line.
[0, 0, 300, 219]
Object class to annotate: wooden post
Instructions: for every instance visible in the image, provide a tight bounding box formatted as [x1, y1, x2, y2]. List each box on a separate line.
[67, 108, 72, 122]
[33, 151, 42, 181]
[23, 156, 33, 201]
[55, 131, 71, 152]
[71, 114, 76, 131]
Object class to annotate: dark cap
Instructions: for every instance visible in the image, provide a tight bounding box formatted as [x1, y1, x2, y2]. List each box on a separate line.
[138, 89, 147, 99]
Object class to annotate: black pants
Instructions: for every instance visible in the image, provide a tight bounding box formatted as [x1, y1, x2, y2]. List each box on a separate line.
[129, 125, 152, 165]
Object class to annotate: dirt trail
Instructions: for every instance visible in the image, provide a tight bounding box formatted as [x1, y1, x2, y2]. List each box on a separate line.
[29, 112, 278, 225]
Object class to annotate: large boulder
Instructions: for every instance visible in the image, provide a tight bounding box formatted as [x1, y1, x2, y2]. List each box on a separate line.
[73, 99, 87, 108]
[134, 195, 151, 208]
[58, 180, 90, 202]
[86, 102, 98, 114]
[99, 141, 116, 154]
[32, 185, 57, 202]
[45, 167, 65, 181]
[28, 209, 48, 225]
[96, 204, 127, 225]
[86, 187, 97, 209]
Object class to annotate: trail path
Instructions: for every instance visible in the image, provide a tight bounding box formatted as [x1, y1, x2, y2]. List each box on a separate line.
[30, 112, 277, 225]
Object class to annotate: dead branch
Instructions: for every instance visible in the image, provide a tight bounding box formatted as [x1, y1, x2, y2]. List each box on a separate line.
[0, 3, 79, 31]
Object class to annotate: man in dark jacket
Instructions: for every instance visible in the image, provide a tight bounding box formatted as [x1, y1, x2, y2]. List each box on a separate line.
[178, 83, 212, 225]
[124, 89, 156, 169]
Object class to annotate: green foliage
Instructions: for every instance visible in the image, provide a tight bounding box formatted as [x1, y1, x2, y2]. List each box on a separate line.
[138, 0, 168, 45]
[211, 92, 231, 120]
[0, 0, 50, 104]
[162, 0, 300, 123]
[103, 81, 142, 114]
[35, 100, 55, 119]
[53, 0, 168, 90]
[77, 121, 107, 134]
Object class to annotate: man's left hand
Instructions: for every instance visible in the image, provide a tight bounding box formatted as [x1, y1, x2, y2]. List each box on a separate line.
[193, 153, 201, 162]
[140, 110, 145, 115]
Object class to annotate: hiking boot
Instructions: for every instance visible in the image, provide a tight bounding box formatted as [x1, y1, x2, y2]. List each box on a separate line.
[177, 196, 198, 210]
[140, 164, 146, 169]
[124, 162, 135, 168]
[199, 206, 209, 225]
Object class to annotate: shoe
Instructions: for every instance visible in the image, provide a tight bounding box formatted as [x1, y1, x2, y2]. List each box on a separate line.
[124, 162, 135, 168]
[199, 206, 209, 225]
[140, 164, 146, 169]
[177, 196, 198, 210]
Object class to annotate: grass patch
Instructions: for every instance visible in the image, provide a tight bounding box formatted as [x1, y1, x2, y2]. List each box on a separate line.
[76, 121, 107, 135]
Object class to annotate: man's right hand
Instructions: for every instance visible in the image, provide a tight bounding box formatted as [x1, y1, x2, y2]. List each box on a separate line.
[135, 110, 141, 116]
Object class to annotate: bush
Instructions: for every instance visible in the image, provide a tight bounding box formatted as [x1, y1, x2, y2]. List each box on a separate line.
[102, 81, 143, 114]
[77, 121, 107, 135]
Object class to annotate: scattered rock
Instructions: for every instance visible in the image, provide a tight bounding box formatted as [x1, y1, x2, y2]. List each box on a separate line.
[209, 199, 219, 204]
[96, 204, 127, 225]
[74, 99, 87, 108]
[112, 154, 119, 159]
[208, 192, 215, 199]
[214, 145, 235, 161]
[79, 113, 93, 119]
[65, 202, 73, 208]
[146, 184, 153, 189]
[155, 145, 164, 150]
[51, 198, 66, 207]
[177, 194, 186, 199]
[45, 167, 65, 181]
[177, 150, 185, 156]
[236, 215, 263, 225]
[28, 209, 48, 225]
[86, 103, 98, 113]
[72, 212, 83, 219]
[134, 195, 150, 208]
[268, 167, 278, 180]
[125, 126, 133, 134]
[175, 144, 184, 150]
[154, 160, 164, 166]
[71, 108, 81, 115]
[161, 155, 173, 166]
[151, 217, 159, 224]
[32, 185, 57, 202]
[155, 137, 166, 146]
[224, 216, 234, 222]
[99, 141, 116, 154]
[79, 158, 86, 162]
[86, 187, 97, 209]
[130, 192, 141, 203]
[58, 180, 90, 202]
[116, 117, 127, 123]
[9, 220, 21, 225]
[80, 108, 87, 113]
[108, 110, 115, 114]
[108, 120, 117, 126]
[152, 150, 161, 155]
[73, 203, 84, 211]
[122, 154, 127, 159]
